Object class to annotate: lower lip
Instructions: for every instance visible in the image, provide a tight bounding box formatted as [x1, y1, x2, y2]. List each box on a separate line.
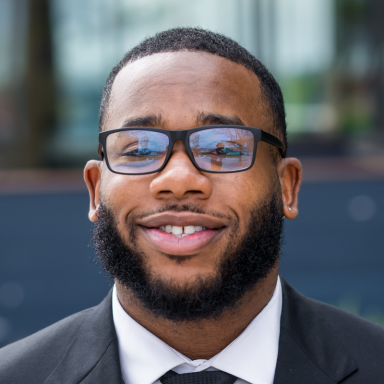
[140, 227, 222, 256]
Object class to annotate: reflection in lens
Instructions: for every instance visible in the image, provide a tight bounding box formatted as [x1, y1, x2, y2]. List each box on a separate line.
[106, 130, 169, 173]
[190, 128, 254, 171]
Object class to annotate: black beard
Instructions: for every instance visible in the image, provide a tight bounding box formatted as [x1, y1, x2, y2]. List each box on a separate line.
[93, 195, 284, 322]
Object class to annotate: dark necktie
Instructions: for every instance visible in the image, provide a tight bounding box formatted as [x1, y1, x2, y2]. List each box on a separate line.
[160, 370, 237, 384]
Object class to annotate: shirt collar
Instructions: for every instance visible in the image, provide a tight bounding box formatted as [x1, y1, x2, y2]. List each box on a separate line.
[210, 276, 282, 384]
[112, 287, 185, 384]
[113, 277, 282, 384]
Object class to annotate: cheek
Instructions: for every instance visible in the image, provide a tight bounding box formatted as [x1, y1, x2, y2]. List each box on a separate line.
[233, 174, 264, 211]
[100, 170, 152, 215]
[221, 162, 274, 225]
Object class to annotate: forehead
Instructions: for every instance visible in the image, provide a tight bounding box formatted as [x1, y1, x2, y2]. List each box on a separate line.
[105, 51, 271, 131]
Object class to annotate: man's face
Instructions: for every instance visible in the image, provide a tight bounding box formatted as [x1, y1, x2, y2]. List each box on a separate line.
[98, 52, 280, 284]
[86, 51, 302, 320]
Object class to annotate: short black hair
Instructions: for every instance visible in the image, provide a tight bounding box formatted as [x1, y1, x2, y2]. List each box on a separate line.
[99, 27, 287, 156]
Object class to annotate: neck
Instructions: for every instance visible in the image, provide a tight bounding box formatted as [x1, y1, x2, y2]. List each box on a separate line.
[115, 267, 279, 360]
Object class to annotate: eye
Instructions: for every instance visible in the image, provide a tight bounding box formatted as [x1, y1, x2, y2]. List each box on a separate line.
[211, 145, 244, 156]
[214, 147, 227, 155]
[124, 148, 155, 156]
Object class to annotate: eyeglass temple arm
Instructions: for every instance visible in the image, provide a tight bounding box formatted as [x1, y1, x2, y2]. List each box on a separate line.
[260, 131, 284, 157]
[98, 144, 104, 160]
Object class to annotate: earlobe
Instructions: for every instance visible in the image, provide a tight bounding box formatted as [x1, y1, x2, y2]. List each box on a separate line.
[91, 204, 101, 222]
[84, 160, 103, 222]
[278, 158, 302, 220]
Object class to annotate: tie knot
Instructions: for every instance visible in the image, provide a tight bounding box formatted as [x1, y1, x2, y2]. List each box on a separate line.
[160, 370, 237, 384]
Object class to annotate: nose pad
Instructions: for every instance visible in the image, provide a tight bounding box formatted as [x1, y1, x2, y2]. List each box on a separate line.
[150, 141, 212, 200]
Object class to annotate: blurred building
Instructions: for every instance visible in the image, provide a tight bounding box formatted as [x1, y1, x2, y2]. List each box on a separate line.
[0, 0, 383, 168]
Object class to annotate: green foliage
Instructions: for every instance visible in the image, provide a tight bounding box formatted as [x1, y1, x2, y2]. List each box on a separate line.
[339, 104, 373, 134]
[336, 0, 368, 26]
[280, 75, 324, 105]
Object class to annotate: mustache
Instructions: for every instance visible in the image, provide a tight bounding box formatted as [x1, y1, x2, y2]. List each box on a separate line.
[132, 203, 233, 221]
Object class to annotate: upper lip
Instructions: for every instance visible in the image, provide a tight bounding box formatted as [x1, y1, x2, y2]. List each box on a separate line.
[136, 212, 228, 229]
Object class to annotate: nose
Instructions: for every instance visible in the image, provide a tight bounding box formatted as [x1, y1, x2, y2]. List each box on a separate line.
[150, 140, 213, 201]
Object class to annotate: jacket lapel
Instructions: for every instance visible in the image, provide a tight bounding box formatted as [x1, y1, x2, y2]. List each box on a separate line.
[45, 290, 123, 384]
[79, 338, 122, 384]
[274, 278, 358, 384]
[43, 278, 359, 383]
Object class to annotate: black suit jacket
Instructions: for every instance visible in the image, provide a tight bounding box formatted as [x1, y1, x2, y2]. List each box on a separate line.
[1, 278, 384, 383]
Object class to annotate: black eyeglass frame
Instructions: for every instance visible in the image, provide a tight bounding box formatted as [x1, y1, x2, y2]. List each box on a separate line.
[98, 125, 284, 175]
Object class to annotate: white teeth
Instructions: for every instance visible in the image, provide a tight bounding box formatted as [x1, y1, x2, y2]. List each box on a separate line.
[184, 226, 195, 234]
[159, 225, 207, 237]
[171, 226, 183, 235]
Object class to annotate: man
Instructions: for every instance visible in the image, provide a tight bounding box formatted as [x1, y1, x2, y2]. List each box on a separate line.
[1, 28, 383, 384]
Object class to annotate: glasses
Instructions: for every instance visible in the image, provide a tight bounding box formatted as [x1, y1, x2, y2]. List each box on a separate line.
[98, 125, 284, 175]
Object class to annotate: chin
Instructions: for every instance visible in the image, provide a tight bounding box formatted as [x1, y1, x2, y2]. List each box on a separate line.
[148, 268, 219, 291]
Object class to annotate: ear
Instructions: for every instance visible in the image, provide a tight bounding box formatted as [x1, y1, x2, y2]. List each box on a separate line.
[84, 160, 103, 222]
[277, 158, 302, 220]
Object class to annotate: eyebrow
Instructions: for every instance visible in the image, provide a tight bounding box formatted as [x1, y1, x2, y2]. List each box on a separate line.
[120, 112, 245, 129]
[195, 112, 245, 127]
[121, 115, 165, 128]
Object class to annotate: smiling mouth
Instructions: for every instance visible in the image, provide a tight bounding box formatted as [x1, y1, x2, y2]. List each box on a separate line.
[136, 211, 229, 255]
[158, 225, 207, 238]
[139, 224, 223, 256]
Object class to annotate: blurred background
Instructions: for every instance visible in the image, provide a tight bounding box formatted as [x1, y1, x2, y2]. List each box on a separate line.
[0, 0, 383, 347]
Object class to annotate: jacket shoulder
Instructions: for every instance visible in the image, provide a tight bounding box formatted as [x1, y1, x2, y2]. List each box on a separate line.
[307, 295, 384, 380]
[0, 307, 94, 384]
[308, 294, 384, 351]
[302, 291, 384, 344]
[281, 279, 384, 381]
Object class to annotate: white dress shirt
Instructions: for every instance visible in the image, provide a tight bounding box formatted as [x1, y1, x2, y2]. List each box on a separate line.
[112, 277, 282, 384]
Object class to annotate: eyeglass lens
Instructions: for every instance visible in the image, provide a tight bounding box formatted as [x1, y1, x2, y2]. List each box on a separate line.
[190, 128, 254, 172]
[105, 127, 255, 174]
[106, 130, 169, 174]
